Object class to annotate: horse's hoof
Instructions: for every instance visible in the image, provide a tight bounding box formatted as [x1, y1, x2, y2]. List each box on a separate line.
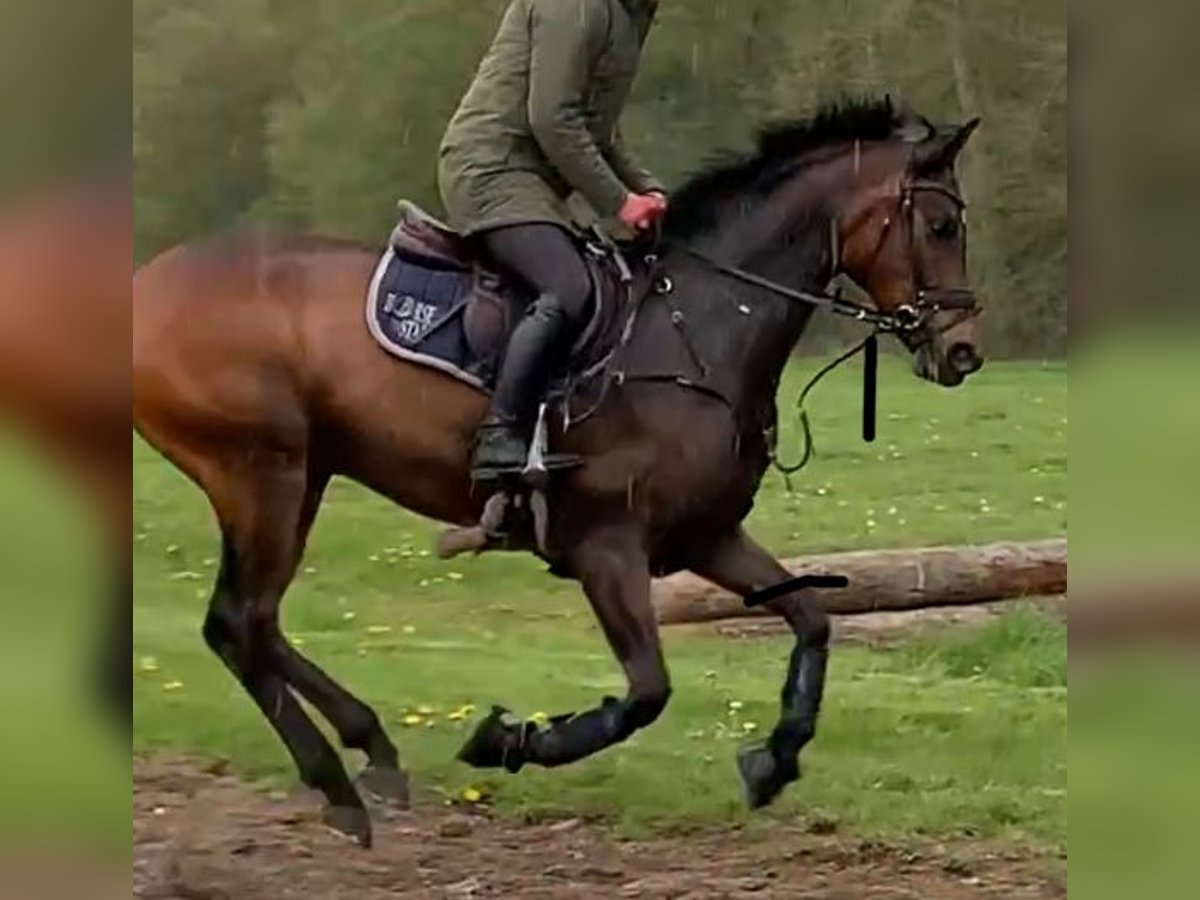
[357, 765, 411, 808]
[736, 744, 800, 810]
[323, 803, 373, 848]
[457, 705, 524, 771]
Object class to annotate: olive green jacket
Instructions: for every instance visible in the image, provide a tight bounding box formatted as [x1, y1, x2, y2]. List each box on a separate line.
[438, 0, 662, 237]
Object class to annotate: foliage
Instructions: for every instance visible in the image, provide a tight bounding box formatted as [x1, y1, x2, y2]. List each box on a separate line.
[133, 0, 1066, 356]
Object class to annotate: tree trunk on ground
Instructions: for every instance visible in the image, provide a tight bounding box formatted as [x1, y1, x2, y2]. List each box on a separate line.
[652, 539, 1067, 624]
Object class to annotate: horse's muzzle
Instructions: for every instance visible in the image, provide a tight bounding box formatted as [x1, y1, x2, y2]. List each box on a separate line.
[948, 342, 983, 378]
[913, 340, 983, 387]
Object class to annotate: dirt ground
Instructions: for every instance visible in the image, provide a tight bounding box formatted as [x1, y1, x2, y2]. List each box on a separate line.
[133, 758, 1065, 900]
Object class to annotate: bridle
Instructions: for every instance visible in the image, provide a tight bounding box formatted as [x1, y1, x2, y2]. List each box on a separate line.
[661, 176, 979, 343]
[867, 178, 980, 345]
[644, 174, 981, 481]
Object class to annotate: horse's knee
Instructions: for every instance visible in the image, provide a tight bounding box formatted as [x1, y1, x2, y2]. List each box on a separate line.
[340, 704, 387, 751]
[805, 609, 831, 649]
[202, 601, 238, 653]
[627, 685, 672, 730]
[784, 601, 829, 649]
[201, 587, 258, 672]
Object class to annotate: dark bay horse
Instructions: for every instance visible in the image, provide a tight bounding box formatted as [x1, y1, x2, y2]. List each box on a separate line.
[133, 99, 982, 845]
[0, 175, 131, 718]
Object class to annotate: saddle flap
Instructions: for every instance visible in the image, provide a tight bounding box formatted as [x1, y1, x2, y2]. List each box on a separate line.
[463, 275, 513, 361]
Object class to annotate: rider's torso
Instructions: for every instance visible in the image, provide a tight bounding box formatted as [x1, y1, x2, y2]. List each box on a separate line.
[438, 0, 654, 236]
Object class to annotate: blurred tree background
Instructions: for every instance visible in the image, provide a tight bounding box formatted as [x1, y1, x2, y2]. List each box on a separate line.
[133, 0, 1066, 357]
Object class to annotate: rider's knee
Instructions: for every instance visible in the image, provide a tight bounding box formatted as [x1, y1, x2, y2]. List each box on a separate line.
[529, 290, 589, 342]
[538, 268, 592, 322]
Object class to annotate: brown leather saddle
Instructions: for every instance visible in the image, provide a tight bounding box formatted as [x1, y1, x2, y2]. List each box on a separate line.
[389, 200, 477, 272]
[382, 200, 635, 388]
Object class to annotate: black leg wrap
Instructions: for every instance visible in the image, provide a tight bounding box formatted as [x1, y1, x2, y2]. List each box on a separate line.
[768, 644, 828, 759]
[524, 696, 632, 768]
[459, 694, 665, 773]
[739, 643, 828, 811]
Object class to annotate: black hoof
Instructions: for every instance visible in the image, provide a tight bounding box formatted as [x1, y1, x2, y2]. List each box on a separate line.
[457, 705, 526, 772]
[357, 765, 411, 808]
[323, 803, 373, 848]
[736, 744, 800, 810]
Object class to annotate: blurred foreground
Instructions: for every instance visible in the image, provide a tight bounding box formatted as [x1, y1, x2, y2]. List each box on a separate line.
[1072, 1, 1200, 895]
[0, 0, 128, 895]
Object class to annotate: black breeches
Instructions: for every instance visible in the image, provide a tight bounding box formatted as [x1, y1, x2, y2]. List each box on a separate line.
[478, 223, 593, 326]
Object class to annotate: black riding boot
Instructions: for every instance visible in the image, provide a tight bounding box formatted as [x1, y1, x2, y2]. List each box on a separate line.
[472, 295, 572, 481]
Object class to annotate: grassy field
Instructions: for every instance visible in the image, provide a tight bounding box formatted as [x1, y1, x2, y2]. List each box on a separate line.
[128, 355, 1067, 847]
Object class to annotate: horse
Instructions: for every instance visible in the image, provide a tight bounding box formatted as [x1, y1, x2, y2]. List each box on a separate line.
[0, 174, 131, 719]
[132, 98, 982, 846]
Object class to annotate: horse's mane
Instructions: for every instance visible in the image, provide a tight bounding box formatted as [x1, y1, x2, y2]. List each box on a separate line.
[662, 96, 904, 239]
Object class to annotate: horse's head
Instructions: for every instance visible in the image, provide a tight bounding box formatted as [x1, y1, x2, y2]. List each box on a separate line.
[836, 114, 983, 386]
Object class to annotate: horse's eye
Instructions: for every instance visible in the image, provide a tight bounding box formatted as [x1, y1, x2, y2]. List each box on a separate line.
[931, 217, 959, 239]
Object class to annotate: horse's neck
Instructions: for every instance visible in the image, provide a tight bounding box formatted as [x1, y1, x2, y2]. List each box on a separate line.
[669, 208, 833, 417]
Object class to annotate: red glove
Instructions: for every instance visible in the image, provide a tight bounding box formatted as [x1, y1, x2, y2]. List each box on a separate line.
[618, 192, 668, 230]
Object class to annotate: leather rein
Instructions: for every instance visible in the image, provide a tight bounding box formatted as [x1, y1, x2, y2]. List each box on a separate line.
[635, 178, 981, 481]
[657, 178, 979, 339]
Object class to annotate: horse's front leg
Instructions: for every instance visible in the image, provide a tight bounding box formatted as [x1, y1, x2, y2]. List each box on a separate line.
[691, 527, 831, 809]
[458, 526, 671, 771]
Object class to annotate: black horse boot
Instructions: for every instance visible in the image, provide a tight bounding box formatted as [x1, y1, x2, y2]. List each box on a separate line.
[471, 294, 579, 482]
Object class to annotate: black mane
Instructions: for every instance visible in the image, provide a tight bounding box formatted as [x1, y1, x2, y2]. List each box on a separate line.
[662, 96, 904, 239]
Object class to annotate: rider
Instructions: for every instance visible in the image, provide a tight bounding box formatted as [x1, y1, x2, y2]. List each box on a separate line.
[438, 0, 666, 481]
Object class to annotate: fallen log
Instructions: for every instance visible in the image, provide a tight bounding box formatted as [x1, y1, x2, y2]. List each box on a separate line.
[652, 539, 1067, 624]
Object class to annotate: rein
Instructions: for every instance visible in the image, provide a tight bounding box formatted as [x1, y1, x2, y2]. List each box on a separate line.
[660, 178, 979, 337]
[642, 178, 980, 482]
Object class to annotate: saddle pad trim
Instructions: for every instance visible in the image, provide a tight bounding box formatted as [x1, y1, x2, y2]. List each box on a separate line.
[364, 247, 487, 391]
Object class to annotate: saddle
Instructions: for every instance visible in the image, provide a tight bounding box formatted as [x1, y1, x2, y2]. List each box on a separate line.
[367, 200, 637, 393]
[389, 200, 474, 271]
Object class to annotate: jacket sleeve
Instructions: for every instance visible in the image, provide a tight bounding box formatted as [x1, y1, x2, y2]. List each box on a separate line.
[527, 0, 629, 218]
[604, 124, 664, 195]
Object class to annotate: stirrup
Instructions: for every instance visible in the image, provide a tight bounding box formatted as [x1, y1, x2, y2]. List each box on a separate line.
[471, 458, 527, 482]
[522, 403, 581, 488]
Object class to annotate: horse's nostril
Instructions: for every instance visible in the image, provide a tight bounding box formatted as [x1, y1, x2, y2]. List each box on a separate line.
[948, 343, 982, 375]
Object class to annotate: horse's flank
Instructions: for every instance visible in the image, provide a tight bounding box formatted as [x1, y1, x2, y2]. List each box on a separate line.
[133, 226, 489, 529]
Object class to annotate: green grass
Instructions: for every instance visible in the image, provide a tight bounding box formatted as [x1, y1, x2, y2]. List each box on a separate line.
[0, 427, 129, 851]
[128, 356, 1066, 845]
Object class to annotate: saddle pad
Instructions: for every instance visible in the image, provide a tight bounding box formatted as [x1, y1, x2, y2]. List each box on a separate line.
[365, 246, 488, 389]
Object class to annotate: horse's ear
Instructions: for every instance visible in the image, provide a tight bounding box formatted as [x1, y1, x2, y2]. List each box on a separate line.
[895, 106, 936, 144]
[912, 118, 981, 172]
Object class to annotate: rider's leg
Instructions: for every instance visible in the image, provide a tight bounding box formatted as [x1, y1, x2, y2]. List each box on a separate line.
[472, 223, 592, 478]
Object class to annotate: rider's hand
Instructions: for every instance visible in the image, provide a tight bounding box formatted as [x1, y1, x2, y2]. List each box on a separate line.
[619, 192, 668, 231]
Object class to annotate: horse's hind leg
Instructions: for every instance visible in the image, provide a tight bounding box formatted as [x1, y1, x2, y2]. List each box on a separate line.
[690, 527, 831, 810]
[203, 464, 373, 845]
[459, 526, 671, 770]
[265, 470, 409, 806]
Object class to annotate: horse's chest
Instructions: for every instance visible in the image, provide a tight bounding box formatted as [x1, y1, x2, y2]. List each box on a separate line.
[647, 417, 770, 538]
